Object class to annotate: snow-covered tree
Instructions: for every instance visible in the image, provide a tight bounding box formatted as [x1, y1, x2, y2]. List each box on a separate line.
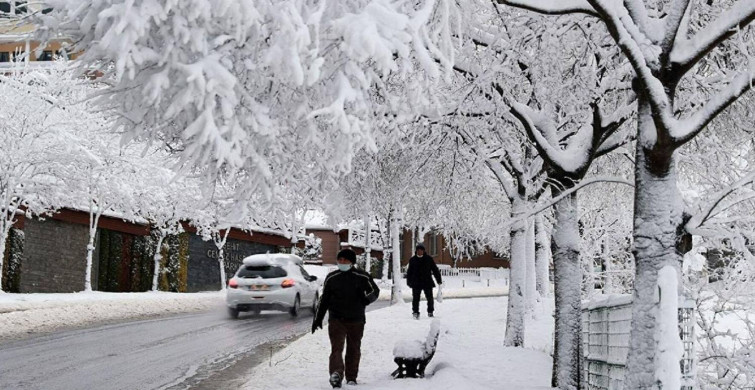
[496, 0, 755, 386]
[35, 0, 459, 213]
[0, 66, 85, 291]
[135, 163, 198, 291]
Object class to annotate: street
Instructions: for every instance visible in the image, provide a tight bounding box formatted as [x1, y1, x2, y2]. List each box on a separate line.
[0, 302, 386, 390]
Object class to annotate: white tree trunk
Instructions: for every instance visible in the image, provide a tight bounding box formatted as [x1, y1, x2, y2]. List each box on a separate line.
[390, 211, 403, 305]
[525, 217, 537, 310]
[218, 248, 227, 291]
[151, 232, 167, 291]
[504, 199, 527, 347]
[84, 227, 97, 292]
[381, 220, 390, 283]
[535, 214, 550, 296]
[550, 190, 582, 390]
[625, 101, 684, 389]
[364, 214, 371, 274]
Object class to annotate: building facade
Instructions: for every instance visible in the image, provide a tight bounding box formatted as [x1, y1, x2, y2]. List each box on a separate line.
[0, 208, 293, 293]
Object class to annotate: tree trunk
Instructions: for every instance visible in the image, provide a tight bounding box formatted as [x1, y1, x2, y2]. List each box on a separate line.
[525, 217, 537, 310]
[364, 215, 371, 274]
[391, 211, 403, 305]
[550, 189, 582, 390]
[0, 222, 9, 292]
[84, 227, 97, 292]
[504, 199, 527, 347]
[535, 214, 550, 296]
[151, 232, 167, 291]
[218, 247, 227, 291]
[624, 102, 685, 389]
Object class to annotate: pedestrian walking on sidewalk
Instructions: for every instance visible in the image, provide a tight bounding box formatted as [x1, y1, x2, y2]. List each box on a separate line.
[312, 249, 380, 388]
[406, 243, 442, 319]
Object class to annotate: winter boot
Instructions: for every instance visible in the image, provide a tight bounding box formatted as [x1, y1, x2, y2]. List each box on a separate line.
[346, 380, 358, 386]
[413, 312, 419, 320]
[428, 312, 434, 318]
[330, 372, 343, 388]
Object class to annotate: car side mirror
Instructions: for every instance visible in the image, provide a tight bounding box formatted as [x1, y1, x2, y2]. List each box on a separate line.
[309, 275, 318, 282]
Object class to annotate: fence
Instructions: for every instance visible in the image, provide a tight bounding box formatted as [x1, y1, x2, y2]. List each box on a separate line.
[402, 266, 509, 285]
[581, 294, 695, 389]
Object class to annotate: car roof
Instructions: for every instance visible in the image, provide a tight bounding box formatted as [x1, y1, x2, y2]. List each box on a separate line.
[241, 253, 303, 267]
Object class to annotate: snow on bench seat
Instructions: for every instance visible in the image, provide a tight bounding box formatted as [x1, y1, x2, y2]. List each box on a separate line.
[392, 319, 441, 378]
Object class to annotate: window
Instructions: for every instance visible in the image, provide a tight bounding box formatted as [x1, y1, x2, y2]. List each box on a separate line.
[236, 265, 287, 279]
[0, 1, 27, 14]
[0, 52, 8, 62]
[37, 51, 54, 61]
[427, 231, 439, 256]
[12, 51, 26, 62]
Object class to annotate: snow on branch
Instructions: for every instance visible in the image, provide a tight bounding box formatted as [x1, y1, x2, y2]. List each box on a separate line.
[510, 103, 592, 175]
[586, 0, 675, 134]
[495, 0, 598, 17]
[671, 66, 755, 146]
[510, 100, 631, 176]
[670, 1, 755, 74]
[518, 175, 634, 223]
[661, 0, 692, 51]
[686, 171, 755, 234]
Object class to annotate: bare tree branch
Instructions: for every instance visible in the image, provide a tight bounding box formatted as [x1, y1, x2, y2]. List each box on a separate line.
[496, 0, 598, 17]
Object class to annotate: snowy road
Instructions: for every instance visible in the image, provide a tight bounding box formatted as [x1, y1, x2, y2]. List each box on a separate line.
[0, 302, 386, 390]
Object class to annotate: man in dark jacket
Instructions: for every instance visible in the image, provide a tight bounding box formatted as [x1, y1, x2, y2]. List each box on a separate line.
[312, 249, 379, 388]
[406, 243, 442, 319]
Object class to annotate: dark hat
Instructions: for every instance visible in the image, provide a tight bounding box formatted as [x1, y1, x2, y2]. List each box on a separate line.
[416, 243, 425, 251]
[337, 249, 357, 263]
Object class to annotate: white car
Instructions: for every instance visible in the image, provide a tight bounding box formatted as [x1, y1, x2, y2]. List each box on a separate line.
[226, 254, 320, 319]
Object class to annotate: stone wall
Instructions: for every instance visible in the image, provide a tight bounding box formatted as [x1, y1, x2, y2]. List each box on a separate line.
[186, 235, 277, 292]
[20, 218, 95, 293]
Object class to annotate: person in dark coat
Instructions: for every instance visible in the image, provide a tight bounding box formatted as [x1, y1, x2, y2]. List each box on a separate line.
[312, 249, 379, 388]
[406, 243, 442, 319]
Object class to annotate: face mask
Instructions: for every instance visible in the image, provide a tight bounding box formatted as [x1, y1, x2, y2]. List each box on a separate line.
[337, 263, 352, 271]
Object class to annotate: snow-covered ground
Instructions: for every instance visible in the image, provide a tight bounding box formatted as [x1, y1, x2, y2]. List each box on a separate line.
[0, 291, 223, 340]
[243, 296, 554, 390]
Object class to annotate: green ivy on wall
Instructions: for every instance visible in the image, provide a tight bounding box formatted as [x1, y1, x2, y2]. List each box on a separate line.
[1, 228, 24, 293]
[159, 232, 189, 293]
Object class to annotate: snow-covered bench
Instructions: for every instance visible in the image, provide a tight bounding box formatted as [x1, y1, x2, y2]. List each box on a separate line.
[391, 320, 441, 379]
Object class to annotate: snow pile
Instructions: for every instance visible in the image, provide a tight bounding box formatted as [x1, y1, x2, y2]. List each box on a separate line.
[0, 291, 223, 340]
[243, 296, 554, 390]
[655, 266, 684, 389]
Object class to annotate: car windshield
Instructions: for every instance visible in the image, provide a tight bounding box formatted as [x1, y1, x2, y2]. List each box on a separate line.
[237, 265, 287, 279]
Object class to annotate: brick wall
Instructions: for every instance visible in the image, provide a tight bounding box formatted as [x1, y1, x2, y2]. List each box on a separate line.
[186, 235, 277, 292]
[307, 229, 340, 264]
[20, 218, 94, 293]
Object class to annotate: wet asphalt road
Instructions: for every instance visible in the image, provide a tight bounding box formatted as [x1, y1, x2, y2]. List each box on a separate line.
[0, 302, 386, 390]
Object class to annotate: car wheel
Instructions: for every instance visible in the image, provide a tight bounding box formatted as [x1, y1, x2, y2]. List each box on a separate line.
[312, 293, 319, 313]
[290, 294, 300, 317]
[228, 307, 239, 319]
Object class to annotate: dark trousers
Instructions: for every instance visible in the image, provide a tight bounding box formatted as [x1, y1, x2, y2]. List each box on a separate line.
[412, 287, 434, 314]
[328, 319, 365, 382]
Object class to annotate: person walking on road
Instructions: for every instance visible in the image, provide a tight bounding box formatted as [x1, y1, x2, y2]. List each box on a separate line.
[312, 249, 380, 388]
[406, 243, 442, 319]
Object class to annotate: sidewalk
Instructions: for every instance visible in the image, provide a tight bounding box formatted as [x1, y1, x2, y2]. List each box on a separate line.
[243, 296, 554, 390]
